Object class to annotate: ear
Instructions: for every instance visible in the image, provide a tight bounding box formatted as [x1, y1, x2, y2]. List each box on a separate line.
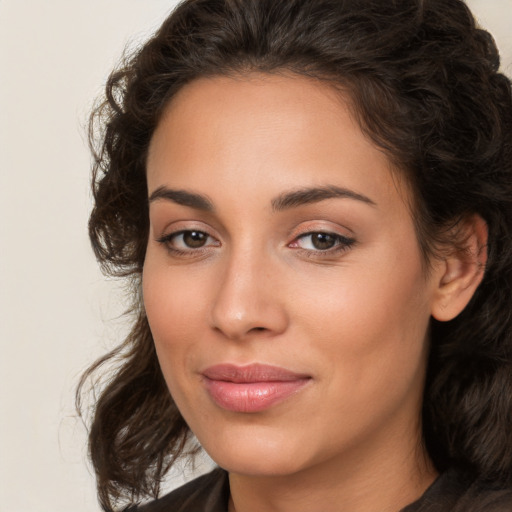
[431, 215, 488, 322]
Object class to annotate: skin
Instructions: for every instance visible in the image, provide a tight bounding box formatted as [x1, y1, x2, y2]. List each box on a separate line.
[143, 74, 484, 512]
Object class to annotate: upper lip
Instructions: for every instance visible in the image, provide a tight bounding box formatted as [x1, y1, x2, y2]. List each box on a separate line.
[202, 363, 311, 383]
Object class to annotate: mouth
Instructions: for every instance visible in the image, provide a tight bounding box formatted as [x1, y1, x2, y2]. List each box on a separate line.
[201, 363, 311, 413]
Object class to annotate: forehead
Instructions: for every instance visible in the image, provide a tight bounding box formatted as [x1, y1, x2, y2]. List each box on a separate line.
[146, 73, 407, 211]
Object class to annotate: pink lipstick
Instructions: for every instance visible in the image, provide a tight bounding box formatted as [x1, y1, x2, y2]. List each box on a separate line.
[201, 363, 311, 413]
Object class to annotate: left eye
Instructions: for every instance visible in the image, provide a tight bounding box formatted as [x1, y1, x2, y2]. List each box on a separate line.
[292, 232, 353, 251]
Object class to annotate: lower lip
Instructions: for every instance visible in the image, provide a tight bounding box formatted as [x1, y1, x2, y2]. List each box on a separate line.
[203, 378, 310, 413]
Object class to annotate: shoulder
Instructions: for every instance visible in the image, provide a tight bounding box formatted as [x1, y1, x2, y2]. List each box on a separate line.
[125, 468, 229, 512]
[403, 469, 512, 512]
[453, 480, 512, 512]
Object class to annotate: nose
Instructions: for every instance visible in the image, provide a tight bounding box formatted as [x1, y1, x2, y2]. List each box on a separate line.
[209, 249, 289, 340]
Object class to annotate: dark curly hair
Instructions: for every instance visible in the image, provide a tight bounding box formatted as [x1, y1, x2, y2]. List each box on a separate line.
[77, 0, 512, 510]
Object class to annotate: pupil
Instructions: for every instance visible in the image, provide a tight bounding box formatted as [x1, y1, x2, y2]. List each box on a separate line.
[184, 231, 206, 248]
[312, 233, 335, 250]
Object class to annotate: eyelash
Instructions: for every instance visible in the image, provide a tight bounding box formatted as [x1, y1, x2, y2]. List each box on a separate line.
[156, 230, 219, 257]
[156, 230, 356, 258]
[290, 231, 356, 257]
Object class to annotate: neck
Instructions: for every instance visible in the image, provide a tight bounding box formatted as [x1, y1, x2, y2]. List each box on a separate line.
[228, 424, 437, 512]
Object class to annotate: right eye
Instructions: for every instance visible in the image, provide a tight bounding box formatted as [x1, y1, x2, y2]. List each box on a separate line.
[157, 230, 220, 252]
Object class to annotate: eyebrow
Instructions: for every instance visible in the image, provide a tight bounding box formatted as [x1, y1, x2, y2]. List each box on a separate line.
[148, 184, 376, 212]
[271, 185, 376, 211]
[148, 186, 214, 211]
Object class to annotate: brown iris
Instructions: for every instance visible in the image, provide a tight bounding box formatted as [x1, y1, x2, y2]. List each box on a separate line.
[182, 231, 208, 248]
[310, 233, 337, 250]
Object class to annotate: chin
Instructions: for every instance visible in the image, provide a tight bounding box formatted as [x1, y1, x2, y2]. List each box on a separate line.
[197, 423, 316, 477]
[216, 451, 307, 477]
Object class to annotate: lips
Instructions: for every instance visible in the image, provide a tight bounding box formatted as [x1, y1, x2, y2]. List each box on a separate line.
[201, 363, 311, 413]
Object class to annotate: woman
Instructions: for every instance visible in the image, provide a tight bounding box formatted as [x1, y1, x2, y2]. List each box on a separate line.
[79, 0, 512, 510]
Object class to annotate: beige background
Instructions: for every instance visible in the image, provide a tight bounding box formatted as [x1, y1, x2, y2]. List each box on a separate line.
[0, 1, 510, 511]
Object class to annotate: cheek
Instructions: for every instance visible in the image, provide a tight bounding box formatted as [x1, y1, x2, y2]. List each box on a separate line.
[142, 254, 211, 397]
[296, 241, 431, 392]
[143, 253, 208, 340]
[292, 275, 430, 455]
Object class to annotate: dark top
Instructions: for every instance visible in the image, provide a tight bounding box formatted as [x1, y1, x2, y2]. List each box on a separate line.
[129, 467, 512, 512]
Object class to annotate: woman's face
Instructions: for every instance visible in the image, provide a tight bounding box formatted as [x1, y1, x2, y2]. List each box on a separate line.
[143, 74, 443, 478]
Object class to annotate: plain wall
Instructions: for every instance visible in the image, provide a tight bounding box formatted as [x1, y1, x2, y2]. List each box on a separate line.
[0, 1, 510, 511]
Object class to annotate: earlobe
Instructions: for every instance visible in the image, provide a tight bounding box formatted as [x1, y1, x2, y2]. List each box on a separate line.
[431, 215, 488, 322]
